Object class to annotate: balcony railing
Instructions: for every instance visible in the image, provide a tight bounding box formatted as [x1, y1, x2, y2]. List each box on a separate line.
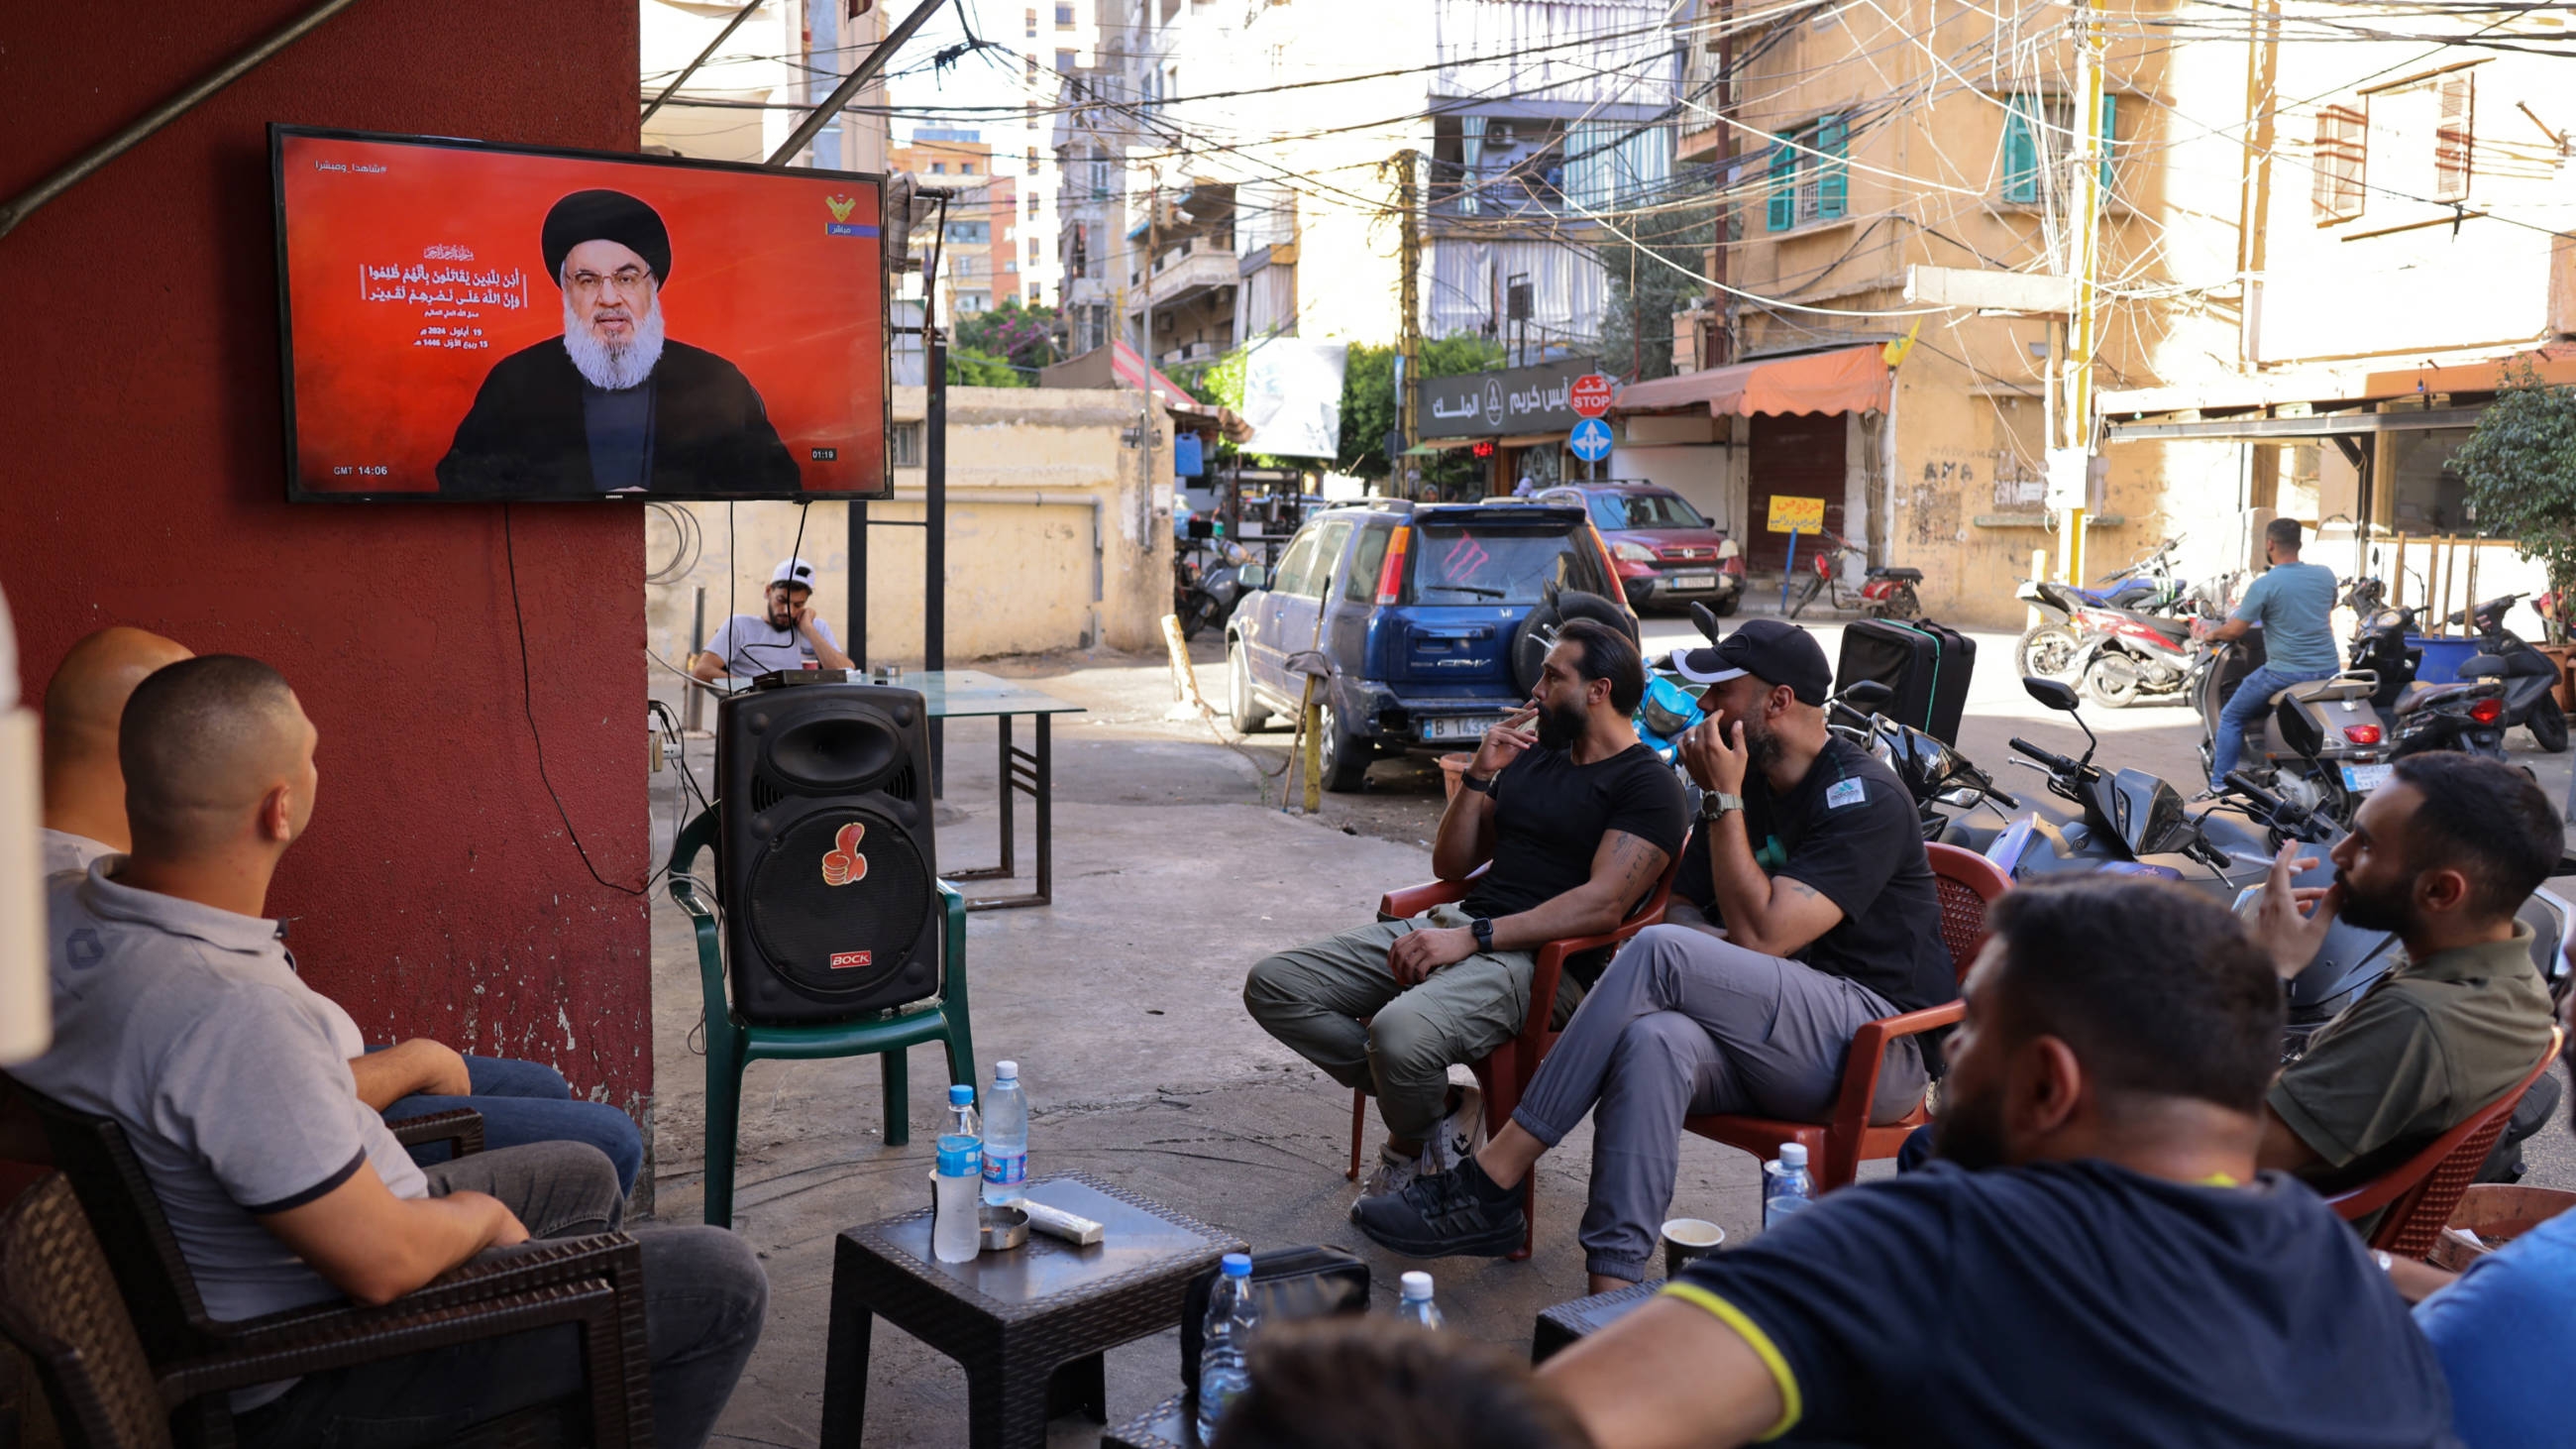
[1131, 246, 1235, 314]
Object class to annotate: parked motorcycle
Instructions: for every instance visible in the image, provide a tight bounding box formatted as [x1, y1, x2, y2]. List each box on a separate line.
[2014, 537, 2189, 677]
[2067, 602, 2199, 708]
[1785, 529, 1922, 620]
[1826, 679, 2019, 838]
[1172, 538, 1250, 640]
[2442, 592, 2569, 752]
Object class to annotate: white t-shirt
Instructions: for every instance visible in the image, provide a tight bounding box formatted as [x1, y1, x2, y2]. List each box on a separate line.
[701, 612, 842, 677]
[41, 827, 112, 876]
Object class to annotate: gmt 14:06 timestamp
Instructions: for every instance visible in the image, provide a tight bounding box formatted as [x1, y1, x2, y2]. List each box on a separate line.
[331, 465, 391, 477]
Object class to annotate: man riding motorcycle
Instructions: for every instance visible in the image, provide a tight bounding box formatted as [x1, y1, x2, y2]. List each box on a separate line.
[2202, 518, 2339, 795]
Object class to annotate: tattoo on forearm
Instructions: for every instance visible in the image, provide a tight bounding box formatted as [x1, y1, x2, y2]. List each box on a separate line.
[1598, 833, 1671, 897]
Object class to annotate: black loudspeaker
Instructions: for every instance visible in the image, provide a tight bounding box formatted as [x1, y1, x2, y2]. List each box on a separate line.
[715, 681, 938, 1024]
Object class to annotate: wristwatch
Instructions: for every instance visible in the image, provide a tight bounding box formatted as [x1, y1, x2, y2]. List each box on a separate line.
[1471, 917, 1495, 952]
[1461, 770, 1497, 795]
[1698, 791, 1745, 823]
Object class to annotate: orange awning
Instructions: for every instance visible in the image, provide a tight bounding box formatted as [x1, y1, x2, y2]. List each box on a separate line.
[2361, 342, 2576, 401]
[1611, 343, 1890, 418]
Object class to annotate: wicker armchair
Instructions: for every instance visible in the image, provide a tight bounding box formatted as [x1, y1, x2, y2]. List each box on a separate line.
[8, 1084, 654, 1449]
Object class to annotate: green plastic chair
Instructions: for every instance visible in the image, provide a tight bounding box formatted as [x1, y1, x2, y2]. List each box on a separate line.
[668, 807, 977, 1227]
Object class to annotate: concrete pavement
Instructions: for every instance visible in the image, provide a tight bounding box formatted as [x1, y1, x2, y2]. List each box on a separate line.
[648, 607, 2576, 1447]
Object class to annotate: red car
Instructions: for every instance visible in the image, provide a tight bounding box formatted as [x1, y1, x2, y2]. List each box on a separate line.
[1539, 483, 1744, 615]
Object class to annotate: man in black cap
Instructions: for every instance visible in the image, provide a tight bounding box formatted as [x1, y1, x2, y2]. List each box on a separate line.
[437, 188, 800, 497]
[1353, 619, 1953, 1293]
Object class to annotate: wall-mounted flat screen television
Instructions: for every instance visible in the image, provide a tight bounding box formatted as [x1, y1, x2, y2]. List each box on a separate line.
[271, 125, 889, 502]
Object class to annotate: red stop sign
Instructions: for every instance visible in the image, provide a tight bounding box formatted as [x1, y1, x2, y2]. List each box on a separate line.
[1569, 373, 1614, 418]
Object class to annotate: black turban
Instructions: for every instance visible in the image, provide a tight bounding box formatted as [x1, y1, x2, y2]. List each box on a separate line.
[541, 189, 672, 285]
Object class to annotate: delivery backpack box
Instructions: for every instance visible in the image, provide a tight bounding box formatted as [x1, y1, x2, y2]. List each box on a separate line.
[1836, 618, 1976, 745]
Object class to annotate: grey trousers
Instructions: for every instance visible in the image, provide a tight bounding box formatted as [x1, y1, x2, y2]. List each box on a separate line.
[1243, 903, 1580, 1143]
[237, 1141, 768, 1449]
[1513, 923, 1930, 1282]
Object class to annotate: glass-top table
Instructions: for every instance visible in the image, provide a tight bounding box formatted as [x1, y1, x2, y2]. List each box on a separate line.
[699, 669, 1083, 911]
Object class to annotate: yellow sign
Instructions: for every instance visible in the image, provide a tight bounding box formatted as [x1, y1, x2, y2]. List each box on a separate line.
[1768, 496, 1826, 533]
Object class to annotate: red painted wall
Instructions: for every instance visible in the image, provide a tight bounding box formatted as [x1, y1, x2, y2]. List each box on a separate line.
[0, 2, 654, 1116]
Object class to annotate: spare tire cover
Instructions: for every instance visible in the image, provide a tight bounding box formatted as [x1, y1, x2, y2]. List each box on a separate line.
[1510, 588, 1639, 698]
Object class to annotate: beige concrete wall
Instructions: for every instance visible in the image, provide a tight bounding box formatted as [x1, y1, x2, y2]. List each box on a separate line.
[641, 386, 1174, 711]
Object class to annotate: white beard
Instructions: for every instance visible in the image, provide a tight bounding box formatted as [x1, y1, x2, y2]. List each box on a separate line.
[561, 295, 666, 391]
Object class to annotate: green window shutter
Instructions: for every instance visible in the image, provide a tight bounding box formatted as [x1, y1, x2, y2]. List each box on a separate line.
[1817, 116, 1848, 219]
[2001, 94, 2038, 204]
[2097, 91, 2118, 192]
[1768, 140, 1796, 231]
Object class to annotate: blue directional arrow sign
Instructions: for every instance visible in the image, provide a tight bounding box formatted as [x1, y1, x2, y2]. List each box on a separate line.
[1568, 416, 1613, 462]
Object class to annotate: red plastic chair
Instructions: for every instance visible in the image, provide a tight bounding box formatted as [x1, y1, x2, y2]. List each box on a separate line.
[1349, 833, 1690, 1260]
[2325, 1026, 2562, 1260]
[1681, 841, 2010, 1192]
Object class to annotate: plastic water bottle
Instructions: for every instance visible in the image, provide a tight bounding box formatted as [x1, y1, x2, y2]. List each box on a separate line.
[1396, 1271, 1444, 1329]
[1196, 1253, 1259, 1443]
[932, 1083, 982, 1264]
[1762, 1143, 1813, 1232]
[982, 1060, 1029, 1205]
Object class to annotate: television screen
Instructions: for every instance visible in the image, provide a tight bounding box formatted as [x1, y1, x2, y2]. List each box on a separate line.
[271, 125, 890, 502]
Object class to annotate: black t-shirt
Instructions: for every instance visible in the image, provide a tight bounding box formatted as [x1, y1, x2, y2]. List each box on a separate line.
[1668, 1161, 2457, 1448]
[1675, 735, 1952, 1016]
[1460, 742, 1688, 921]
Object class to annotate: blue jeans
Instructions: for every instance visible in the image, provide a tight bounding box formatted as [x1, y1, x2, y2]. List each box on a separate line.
[378, 1053, 644, 1196]
[2209, 664, 2334, 788]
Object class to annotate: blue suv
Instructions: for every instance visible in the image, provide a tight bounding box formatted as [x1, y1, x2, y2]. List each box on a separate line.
[1225, 499, 1628, 791]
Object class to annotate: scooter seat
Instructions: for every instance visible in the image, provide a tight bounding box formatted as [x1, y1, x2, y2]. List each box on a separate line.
[2276, 677, 2375, 707]
[1873, 567, 1926, 583]
[2399, 680, 2498, 713]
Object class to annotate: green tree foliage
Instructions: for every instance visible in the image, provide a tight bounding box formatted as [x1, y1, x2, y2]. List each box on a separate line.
[1334, 335, 1507, 483]
[1595, 173, 1720, 384]
[945, 346, 1024, 388]
[952, 296, 1064, 381]
[2450, 359, 2576, 640]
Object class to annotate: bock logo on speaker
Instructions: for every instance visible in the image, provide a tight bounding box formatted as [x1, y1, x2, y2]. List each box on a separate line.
[821, 822, 869, 885]
[830, 949, 875, 970]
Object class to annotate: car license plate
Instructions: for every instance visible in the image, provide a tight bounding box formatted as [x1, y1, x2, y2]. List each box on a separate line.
[1424, 715, 1503, 742]
[2341, 762, 2393, 793]
[1667, 571, 1718, 591]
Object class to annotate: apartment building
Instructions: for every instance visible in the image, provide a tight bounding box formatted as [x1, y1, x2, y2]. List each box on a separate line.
[1054, 0, 1675, 371]
[890, 132, 1020, 323]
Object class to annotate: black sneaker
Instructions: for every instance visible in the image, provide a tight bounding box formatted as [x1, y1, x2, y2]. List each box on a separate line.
[1348, 1159, 1526, 1259]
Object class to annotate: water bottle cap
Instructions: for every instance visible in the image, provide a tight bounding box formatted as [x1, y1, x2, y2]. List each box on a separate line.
[995, 1060, 1019, 1081]
[1400, 1271, 1434, 1299]
[1778, 1143, 1808, 1168]
[1221, 1253, 1253, 1278]
[949, 1083, 976, 1107]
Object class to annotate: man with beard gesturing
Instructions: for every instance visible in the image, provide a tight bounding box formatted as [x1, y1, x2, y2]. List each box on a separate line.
[437, 189, 800, 497]
[1353, 620, 1950, 1290]
[1243, 620, 1688, 1199]
[2243, 750, 2559, 1238]
[1534, 877, 2455, 1449]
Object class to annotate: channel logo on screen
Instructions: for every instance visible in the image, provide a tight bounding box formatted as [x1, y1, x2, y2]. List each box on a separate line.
[823, 194, 879, 239]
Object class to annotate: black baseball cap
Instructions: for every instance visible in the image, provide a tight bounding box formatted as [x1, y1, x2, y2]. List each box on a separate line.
[1669, 618, 1832, 705]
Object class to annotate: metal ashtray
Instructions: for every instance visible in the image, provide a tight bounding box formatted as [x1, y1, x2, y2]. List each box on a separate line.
[979, 1204, 1030, 1252]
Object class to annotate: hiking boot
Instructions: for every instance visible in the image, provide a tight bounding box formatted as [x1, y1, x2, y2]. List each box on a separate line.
[1348, 1156, 1527, 1258]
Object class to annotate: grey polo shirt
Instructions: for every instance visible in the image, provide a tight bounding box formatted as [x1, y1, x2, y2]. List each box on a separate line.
[13, 858, 424, 1405]
[39, 827, 110, 876]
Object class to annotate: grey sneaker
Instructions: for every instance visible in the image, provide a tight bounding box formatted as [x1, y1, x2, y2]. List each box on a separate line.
[1357, 1144, 1432, 1200]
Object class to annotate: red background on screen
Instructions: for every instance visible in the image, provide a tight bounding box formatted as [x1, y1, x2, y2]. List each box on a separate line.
[279, 133, 885, 496]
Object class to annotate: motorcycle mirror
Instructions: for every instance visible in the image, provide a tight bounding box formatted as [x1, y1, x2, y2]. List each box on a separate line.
[1840, 680, 1895, 713]
[2022, 676, 2083, 712]
[1687, 601, 1724, 644]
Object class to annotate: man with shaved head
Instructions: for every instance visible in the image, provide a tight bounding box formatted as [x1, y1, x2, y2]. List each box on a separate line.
[35, 626, 644, 1195]
[12, 656, 765, 1447]
[39, 624, 192, 871]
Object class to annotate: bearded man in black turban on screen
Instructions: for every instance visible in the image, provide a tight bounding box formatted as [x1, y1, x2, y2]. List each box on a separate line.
[437, 188, 800, 497]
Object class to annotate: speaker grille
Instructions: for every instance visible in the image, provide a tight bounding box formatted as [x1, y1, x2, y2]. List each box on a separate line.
[750, 774, 788, 815]
[746, 807, 931, 998]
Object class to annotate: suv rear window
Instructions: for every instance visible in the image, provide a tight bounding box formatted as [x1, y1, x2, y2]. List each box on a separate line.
[1410, 520, 1613, 605]
[1596, 493, 1709, 529]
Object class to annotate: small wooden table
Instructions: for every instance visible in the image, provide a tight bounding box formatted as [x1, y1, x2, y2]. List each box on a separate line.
[820, 1173, 1244, 1449]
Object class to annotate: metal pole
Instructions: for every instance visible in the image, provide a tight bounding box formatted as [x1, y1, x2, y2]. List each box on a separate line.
[642, 0, 766, 126]
[849, 500, 868, 671]
[1397, 150, 1422, 499]
[0, 0, 369, 241]
[765, 0, 948, 167]
[927, 323, 948, 793]
[686, 585, 708, 731]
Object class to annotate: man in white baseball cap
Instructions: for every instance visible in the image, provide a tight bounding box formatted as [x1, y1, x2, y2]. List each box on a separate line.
[689, 557, 853, 680]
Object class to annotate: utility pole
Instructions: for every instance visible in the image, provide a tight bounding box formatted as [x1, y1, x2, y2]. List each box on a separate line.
[1397, 149, 1422, 499]
[2054, 0, 2110, 586]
